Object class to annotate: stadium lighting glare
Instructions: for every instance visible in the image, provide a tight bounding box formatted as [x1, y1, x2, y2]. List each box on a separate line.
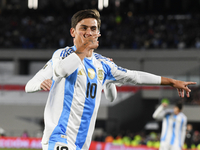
[98, 0, 103, 10]
[28, 0, 38, 9]
[104, 0, 109, 8]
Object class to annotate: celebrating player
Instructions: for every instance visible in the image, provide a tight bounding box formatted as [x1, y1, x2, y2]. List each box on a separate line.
[25, 46, 117, 102]
[26, 9, 196, 150]
[153, 102, 187, 150]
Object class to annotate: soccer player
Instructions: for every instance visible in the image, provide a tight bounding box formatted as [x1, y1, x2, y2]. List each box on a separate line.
[153, 102, 187, 150]
[29, 9, 195, 150]
[25, 46, 117, 102]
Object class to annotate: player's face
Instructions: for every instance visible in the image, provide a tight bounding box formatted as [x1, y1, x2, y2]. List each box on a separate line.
[70, 18, 99, 40]
[173, 106, 180, 115]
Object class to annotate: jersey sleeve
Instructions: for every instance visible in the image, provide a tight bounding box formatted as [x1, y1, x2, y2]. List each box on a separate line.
[98, 55, 161, 86]
[152, 105, 169, 120]
[52, 49, 82, 78]
[25, 60, 53, 93]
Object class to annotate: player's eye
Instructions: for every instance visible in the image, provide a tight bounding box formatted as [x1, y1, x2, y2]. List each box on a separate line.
[81, 26, 87, 30]
[91, 27, 96, 31]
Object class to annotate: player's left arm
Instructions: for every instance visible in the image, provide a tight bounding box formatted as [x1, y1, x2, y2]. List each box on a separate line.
[105, 61, 196, 98]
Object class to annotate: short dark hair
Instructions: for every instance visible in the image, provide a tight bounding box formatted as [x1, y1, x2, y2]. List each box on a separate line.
[175, 102, 183, 111]
[71, 9, 101, 30]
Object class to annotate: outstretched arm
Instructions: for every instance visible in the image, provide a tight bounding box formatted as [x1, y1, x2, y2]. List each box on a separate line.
[102, 60, 196, 98]
[161, 77, 196, 97]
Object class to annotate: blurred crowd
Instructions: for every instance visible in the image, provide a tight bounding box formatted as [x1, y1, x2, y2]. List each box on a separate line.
[1, 1, 200, 50]
[184, 86, 200, 105]
[94, 124, 200, 149]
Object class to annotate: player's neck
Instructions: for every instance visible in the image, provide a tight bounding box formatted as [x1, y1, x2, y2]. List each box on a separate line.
[174, 111, 181, 115]
[86, 50, 94, 58]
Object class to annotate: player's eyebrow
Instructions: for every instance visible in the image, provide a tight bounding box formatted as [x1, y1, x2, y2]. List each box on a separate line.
[80, 24, 97, 29]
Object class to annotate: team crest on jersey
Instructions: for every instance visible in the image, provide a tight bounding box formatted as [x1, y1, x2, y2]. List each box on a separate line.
[98, 69, 104, 80]
[88, 69, 95, 79]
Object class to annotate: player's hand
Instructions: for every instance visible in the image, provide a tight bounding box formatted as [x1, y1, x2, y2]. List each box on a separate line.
[162, 103, 168, 107]
[75, 32, 101, 58]
[40, 79, 52, 91]
[172, 80, 196, 98]
[107, 57, 113, 62]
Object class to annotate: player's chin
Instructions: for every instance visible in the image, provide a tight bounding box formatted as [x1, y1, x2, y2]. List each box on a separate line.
[94, 42, 99, 49]
[96, 42, 99, 48]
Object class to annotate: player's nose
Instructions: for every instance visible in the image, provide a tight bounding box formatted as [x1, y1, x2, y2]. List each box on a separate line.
[85, 28, 92, 37]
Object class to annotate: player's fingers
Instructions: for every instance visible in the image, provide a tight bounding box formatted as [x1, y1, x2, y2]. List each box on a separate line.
[41, 84, 48, 91]
[107, 58, 113, 62]
[44, 81, 51, 90]
[185, 82, 197, 85]
[42, 81, 51, 91]
[97, 33, 101, 38]
[183, 86, 191, 93]
[181, 89, 184, 97]
[92, 33, 101, 39]
[177, 89, 181, 97]
[46, 79, 52, 87]
[186, 91, 190, 97]
[79, 32, 85, 42]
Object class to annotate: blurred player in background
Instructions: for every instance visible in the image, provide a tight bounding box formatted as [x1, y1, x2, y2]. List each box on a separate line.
[185, 124, 194, 150]
[153, 101, 187, 150]
[26, 9, 195, 150]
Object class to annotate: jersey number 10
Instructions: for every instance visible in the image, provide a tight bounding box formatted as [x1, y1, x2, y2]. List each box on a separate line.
[86, 83, 97, 99]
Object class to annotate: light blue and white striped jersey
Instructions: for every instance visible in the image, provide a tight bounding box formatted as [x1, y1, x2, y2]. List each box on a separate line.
[153, 105, 187, 148]
[42, 46, 161, 150]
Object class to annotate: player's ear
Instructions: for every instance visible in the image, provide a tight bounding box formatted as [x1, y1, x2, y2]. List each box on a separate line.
[70, 28, 75, 38]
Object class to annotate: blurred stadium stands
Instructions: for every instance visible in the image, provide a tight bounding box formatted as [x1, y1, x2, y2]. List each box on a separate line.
[0, 0, 200, 49]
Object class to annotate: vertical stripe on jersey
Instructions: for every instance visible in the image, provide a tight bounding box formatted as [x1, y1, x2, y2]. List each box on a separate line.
[75, 58, 97, 149]
[170, 115, 177, 145]
[179, 118, 184, 147]
[50, 80, 55, 91]
[101, 61, 116, 85]
[161, 114, 170, 141]
[49, 70, 78, 146]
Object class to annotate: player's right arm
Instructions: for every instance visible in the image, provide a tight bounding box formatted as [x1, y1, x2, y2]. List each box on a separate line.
[52, 50, 82, 78]
[152, 103, 168, 120]
[25, 60, 53, 93]
[53, 30, 100, 77]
